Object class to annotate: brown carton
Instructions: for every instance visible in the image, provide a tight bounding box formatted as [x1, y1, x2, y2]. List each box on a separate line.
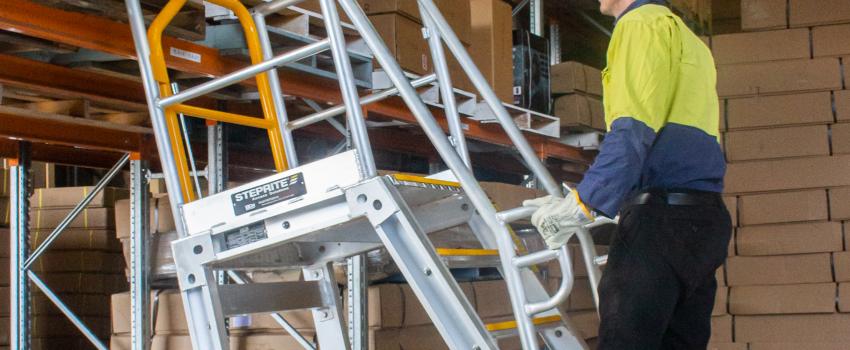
[840, 283, 850, 312]
[726, 253, 833, 286]
[724, 125, 829, 162]
[711, 315, 733, 343]
[713, 286, 729, 316]
[112, 333, 313, 350]
[31, 207, 113, 230]
[790, 0, 850, 27]
[473, 279, 512, 318]
[567, 278, 595, 311]
[829, 187, 850, 219]
[741, 0, 787, 31]
[112, 290, 188, 335]
[553, 94, 605, 130]
[550, 61, 603, 96]
[115, 195, 178, 239]
[570, 310, 600, 339]
[813, 24, 850, 57]
[726, 92, 833, 129]
[365, 284, 404, 328]
[750, 343, 849, 350]
[479, 182, 546, 211]
[830, 123, 850, 155]
[834, 251, 850, 282]
[708, 344, 748, 350]
[31, 229, 120, 252]
[837, 90, 850, 121]
[400, 282, 474, 326]
[359, 0, 471, 44]
[712, 29, 810, 65]
[736, 314, 850, 342]
[370, 14, 430, 75]
[738, 189, 828, 225]
[230, 310, 315, 332]
[723, 196, 737, 227]
[0, 198, 7, 227]
[729, 283, 836, 315]
[724, 155, 850, 194]
[0, 287, 111, 317]
[30, 186, 127, 208]
[33, 251, 124, 273]
[468, 0, 513, 103]
[736, 221, 842, 256]
[716, 58, 842, 97]
[0, 228, 8, 258]
[37, 272, 126, 294]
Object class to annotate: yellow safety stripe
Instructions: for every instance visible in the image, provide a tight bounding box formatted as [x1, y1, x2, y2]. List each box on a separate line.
[485, 315, 563, 332]
[390, 173, 461, 188]
[435, 248, 498, 257]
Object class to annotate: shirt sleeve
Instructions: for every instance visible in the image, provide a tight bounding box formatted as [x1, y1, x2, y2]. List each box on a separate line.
[576, 18, 676, 217]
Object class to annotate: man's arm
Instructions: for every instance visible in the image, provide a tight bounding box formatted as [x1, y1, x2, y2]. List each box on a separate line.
[576, 18, 677, 217]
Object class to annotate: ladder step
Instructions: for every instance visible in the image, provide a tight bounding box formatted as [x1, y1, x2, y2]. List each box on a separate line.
[388, 173, 461, 188]
[436, 248, 498, 256]
[485, 315, 563, 332]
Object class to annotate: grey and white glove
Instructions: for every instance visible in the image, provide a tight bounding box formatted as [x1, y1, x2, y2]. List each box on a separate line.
[523, 191, 595, 249]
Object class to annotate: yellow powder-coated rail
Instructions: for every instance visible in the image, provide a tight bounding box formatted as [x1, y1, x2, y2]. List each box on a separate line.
[485, 315, 563, 332]
[147, 0, 288, 202]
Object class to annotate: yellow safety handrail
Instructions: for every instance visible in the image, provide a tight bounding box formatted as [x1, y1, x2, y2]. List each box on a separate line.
[147, 0, 288, 202]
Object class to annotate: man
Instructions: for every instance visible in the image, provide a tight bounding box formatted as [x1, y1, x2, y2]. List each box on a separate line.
[525, 0, 731, 348]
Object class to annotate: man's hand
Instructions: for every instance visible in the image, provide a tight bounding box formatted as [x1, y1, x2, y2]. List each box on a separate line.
[523, 192, 595, 249]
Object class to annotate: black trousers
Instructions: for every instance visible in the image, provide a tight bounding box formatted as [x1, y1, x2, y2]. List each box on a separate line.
[596, 193, 732, 350]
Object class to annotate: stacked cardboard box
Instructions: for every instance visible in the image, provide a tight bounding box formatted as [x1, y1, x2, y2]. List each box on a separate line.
[550, 61, 606, 132]
[1, 168, 8, 227]
[0, 187, 130, 349]
[109, 290, 314, 349]
[712, 3, 850, 347]
[114, 194, 179, 281]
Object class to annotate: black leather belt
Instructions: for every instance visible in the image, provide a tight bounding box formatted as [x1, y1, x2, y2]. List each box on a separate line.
[626, 191, 721, 207]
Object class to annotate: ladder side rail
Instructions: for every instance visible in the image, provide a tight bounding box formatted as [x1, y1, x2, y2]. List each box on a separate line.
[418, 4, 470, 167]
[335, 0, 540, 347]
[320, 0, 377, 178]
[416, 0, 562, 197]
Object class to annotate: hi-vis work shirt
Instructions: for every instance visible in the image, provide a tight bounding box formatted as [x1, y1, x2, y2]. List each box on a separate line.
[576, 0, 725, 217]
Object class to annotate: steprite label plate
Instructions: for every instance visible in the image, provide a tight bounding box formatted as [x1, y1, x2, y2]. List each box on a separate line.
[231, 172, 306, 215]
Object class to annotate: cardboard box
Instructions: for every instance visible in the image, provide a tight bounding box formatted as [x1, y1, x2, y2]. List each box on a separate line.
[111, 333, 313, 350]
[834, 251, 850, 282]
[724, 125, 829, 162]
[479, 182, 546, 211]
[33, 251, 124, 273]
[473, 279, 512, 318]
[726, 92, 833, 129]
[729, 283, 836, 315]
[837, 90, 850, 121]
[553, 94, 605, 130]
[711, 315, 733, 343]
[31, 207, 113, 230]
[39, 272, 126, 295]
[736, 314, 850, 342]
[724, 155, 850, 194]
[812, 24, 850, 57]
[726, 253, 833, 286]
[0, 315, 109, 339]
[723, 196, 737, 227]
[120, 230, 178, 279]
[359, 0, 471, 44]
[713, 286, 728, 316]
[230, 310, 315, 332]
[364, 284, 404, 328]
[370, 14, 430, 75]
[708, 344, 748, 350]
[567, 278, 595, 311]
[741, 0, 787, 31]
[0, 198, 7, 227]
[750, 343, 849, 350]
[829, 187, 850, 219]
[736, 221, 842, 256]
[550, 61, 603, 96]
[790, 0, 850, 27]
[0, 168, 7, 197]
[738, 189, 828, 225]
[839, 283, 850, 312]
[717, 58, 842, 97]
[400, 282, 474, 326]
[0, 228, 9, 258]
[831, 123, 850, 155]
[29, 187, 127, 209]
[0, 287, 111, 317]
[112, 290, 188, 335]
[115, 195, 177, 239]
[712, 29, 810, 65]
[31, 229, 120, 252]
[468, 0, 513, 103]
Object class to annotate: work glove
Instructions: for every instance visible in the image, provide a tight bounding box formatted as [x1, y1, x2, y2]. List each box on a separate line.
[523, 191, 594, 250]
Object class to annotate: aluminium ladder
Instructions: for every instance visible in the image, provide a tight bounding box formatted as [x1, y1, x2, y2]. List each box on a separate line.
[124, 0, 608, 348]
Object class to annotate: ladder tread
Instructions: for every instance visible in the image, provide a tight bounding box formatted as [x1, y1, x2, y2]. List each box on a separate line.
[485, 315, 563, 332]
[435, 248, 499, 256]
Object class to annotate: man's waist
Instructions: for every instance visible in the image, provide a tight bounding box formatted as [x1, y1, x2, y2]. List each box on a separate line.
[625, 188, 722, 207]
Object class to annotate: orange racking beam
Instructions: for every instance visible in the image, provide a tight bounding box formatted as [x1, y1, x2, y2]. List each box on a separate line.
[0, 0, 593, 164]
